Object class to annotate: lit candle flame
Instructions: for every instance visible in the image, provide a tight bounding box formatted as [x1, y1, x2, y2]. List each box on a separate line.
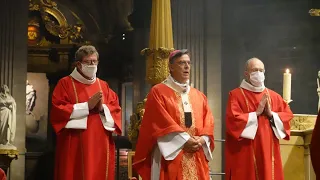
[286, 69, 290, 73]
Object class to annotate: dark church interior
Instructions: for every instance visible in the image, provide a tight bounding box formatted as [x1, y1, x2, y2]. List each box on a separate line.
[1, 0, 320, 179]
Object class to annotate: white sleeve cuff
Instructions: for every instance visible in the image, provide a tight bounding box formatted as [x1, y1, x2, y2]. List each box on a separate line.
[240, 112, 258, 140]
[157, 132, 190, 160]
[271, 112, 286, 139]
[70, 102, 89, 119]
[201, 135, 213, 161]
[65, 116, 87, 129]
[100, 104, 115, 131]
[151, 146, 161, 180]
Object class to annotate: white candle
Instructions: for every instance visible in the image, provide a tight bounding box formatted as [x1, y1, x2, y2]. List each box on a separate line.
[283, 69, 291, 102]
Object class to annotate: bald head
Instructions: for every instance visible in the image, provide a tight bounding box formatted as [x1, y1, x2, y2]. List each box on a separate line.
[244, 57, 265, 84]
[245, 57, 265, 72]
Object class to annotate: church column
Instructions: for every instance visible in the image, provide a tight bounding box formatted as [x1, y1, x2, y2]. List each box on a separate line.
[0, 0, 28, 180]
[204, 0, 223, 178]
[130, 0, 152, 109]
[128, 0, 174, 144]
[143, 0, 174, 85]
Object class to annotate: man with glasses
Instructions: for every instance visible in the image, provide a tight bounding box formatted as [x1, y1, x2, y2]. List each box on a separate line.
[133, 49, 215, 180]
[225, 57, 293, 180]
[50, 45, 122, 180]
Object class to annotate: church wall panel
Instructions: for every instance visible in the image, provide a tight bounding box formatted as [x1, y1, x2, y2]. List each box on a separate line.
[171, 0, 205, 92]
[0, 0, 28, 180]
[172, 0, 224, 178]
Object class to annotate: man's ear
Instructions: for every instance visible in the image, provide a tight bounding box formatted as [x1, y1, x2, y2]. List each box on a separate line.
[75, 61, 81, 69]
[169, 63, 174, 72]
[244, 71, 249, 78]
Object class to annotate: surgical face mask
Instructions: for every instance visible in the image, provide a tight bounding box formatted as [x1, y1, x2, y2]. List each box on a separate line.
[81, 64, 97, 78]
[250, 71, 265, 87]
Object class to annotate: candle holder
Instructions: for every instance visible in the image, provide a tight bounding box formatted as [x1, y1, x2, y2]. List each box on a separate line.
[284, 99, 293, 105]
[317, 88, 320, 111]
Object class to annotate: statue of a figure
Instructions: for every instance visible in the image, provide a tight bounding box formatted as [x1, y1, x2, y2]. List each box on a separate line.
[0, 85, 16, 149]
[26, 80, 42, 134]
[26, 80, 36, 114]
[318, 71, 320, 112]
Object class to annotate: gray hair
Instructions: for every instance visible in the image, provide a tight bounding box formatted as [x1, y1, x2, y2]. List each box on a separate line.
[75, 45, 99, 62]
[245, 57, 261, 71]
[169, 49, 189, 64]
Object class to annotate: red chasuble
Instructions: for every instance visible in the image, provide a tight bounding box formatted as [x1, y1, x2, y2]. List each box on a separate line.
[310, 110, 320, 178]
[50, 76, 121, 180]
[133, 83, 214, 180]
[225, 88, 293, 180]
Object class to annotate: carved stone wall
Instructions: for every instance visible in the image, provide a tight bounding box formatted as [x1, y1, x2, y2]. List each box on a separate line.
[0, 0, 28, 180]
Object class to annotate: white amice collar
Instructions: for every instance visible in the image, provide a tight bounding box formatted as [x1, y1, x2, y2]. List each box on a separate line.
[163, 76, 190, 94]
[240, 79, 265, 92]
[70, 68, 96, 85]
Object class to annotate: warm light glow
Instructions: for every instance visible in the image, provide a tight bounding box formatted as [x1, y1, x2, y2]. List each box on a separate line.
[286, 69, 290, 73]
[27, 26, 39, 40]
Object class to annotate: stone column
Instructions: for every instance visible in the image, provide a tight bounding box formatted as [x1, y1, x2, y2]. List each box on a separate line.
[130, 0, 152, 109]
[143, 0, 174, 85]
[128, 0, 174, 143]
[204, 0, 223, 179]
[0, 0, 28, 179]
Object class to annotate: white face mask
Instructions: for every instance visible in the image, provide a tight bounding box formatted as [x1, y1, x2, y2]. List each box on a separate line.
[81, 64, 97, 78]
[250, 71, 265, 87]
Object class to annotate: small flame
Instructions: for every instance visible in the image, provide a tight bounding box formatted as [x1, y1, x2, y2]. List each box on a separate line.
[286, 69, 290, 73]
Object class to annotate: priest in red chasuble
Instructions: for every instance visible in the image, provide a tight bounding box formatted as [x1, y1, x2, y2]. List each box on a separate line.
[310, 110, 320, 178]
[50, 45, 122, 180]
[225, 58, 293, 180]
[133, 49, 215, 180]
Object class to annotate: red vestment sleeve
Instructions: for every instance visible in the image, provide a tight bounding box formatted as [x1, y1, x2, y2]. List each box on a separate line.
[50, 78, 74, 134]
[272, 94, 293, 140]
[226, 91, 250, 140]
[102, 81, 122, 135]
[310, 110, 320, 176]
[133, 86, 186, 179]
[199, 97, 215, 151]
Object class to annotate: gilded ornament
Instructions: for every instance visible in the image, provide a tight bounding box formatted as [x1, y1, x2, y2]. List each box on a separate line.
[29, 0, 85, 43]
[29, 1, 40, 11]
[142, 47, 175, 85]
[40, 0, 57, 7]
[0, 149, 19, 159]
[128, 98, 147, 143]
[38, 37, 52, 46]
[290, 114, 317, 131]
[309, 9, 320, 16]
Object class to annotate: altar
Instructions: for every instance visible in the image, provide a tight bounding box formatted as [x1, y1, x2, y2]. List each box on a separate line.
[127, 114, 318, 180]
[280, 114, 317, 180]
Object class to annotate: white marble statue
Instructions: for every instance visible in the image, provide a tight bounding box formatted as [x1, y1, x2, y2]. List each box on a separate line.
[26, 80, 36, 114]
[318, 71, 320, 112]
[0, 84, 16, 149]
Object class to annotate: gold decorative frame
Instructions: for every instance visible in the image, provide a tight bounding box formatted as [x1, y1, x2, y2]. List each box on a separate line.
[29, 0, 85, 43]
[127, 151, 141, 180]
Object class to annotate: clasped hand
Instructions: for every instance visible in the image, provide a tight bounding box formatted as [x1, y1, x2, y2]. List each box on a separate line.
[88, 91, 103, 112]
[256, 93, 272, 118]
[183, 136, 205, 153]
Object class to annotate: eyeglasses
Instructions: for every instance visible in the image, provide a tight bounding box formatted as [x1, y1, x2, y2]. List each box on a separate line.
[81, 60, 99, 65]
[176, 61, 191, 66]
